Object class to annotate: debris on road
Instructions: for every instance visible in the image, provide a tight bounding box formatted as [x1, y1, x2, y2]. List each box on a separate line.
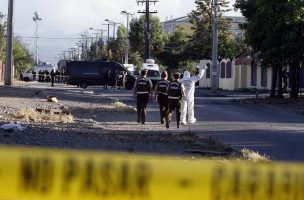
[0, 122, 26, 132]
[47, 96, 58, 103]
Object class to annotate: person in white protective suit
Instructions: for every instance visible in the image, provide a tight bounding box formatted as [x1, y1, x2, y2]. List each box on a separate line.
[180, 66, 206, 124]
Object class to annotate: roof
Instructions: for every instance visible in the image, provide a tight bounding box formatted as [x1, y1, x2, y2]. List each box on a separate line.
[235, 48, 260, 65]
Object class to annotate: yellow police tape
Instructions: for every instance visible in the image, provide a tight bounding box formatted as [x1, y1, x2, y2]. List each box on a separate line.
[0, 146, 303, 200]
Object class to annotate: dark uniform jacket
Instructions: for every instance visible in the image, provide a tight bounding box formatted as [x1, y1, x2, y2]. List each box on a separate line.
[156, 80, 169, 95]
[136, 77, 151, 94]
[168, 80, 182, 99]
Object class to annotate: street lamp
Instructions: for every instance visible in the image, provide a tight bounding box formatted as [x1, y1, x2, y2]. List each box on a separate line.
[121, 10, 134, 64]
[105, 19, 121, 40]
[104, 19, 111, 43]
[33, 11, 42, 65]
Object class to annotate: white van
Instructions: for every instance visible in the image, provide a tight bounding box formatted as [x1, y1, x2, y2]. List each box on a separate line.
[22, 63, 56, 82]
[141, 59, 161, 86]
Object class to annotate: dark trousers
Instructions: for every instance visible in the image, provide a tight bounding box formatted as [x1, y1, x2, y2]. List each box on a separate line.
[166, 98, 182, 126]
[51, 77, 55, 86]
[157, 94, 169, 124]
[137, 94, 149, 123]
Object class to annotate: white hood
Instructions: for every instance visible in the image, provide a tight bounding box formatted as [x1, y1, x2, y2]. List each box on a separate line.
[183, 71, 191, 79]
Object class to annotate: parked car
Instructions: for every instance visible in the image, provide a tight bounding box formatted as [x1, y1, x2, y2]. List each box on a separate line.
[66, 61, 135, 89]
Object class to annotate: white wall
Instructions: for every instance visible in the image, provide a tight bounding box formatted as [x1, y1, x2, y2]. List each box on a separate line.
[196, 59, 273, 91]
[198, 60, 211, 88]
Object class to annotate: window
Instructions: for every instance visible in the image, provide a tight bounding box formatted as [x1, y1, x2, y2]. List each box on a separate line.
[220, 62, 226, 78]
[147, 70, 160, 77]
[226, 61, 232, 78]
[251, 63, 257, 86]
[206, 63, 211, 79]
[261, 67, 267, 87]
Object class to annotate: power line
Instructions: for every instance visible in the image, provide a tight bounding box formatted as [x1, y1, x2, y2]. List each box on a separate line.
[15, 36, 84, 40]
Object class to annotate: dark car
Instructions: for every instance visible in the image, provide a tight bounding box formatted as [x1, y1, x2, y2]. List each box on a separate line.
[66, 61, 135, 89]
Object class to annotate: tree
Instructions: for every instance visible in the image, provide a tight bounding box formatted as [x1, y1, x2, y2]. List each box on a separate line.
[129, 15, 162, 60]
[0, 12, 6, 60]
[13, 38, 33, 72]
[235, 0, 304, 98]
[108, 25, 126, 63]
[188, 0, 240, 60]
[154, 30, 191, 74]
[0, 12, 33, 74]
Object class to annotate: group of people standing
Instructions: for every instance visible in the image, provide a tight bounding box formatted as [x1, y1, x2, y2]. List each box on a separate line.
[133, 66, 206, 128]
[103, 70, 127, 90]
[31, 70, 60, 83]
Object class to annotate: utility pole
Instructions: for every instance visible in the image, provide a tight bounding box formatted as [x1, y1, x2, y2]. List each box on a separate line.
[138, 0, 158, 61]
[121, 11, 133, 64]
[211, 0, 219, 92]
[4, 0, 14, 86]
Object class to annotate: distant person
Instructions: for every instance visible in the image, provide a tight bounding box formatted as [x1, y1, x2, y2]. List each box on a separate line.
[41, 70, 46, 82]
[38, 70, 42, 82]
[50, 69, 55, 87]
[45, 70, 50, 82]
[166, 72, 185, 129]
[20, 70, 24, 81]
[120, 71, 127, 90]
[282, 67, 289, 93]
[104, 69, 111, 90]
[55, 70, 60, 83]
[32, 70, 36, 81]
[180, 66, 206, 125]
[154, 71, 169, 124]
[133, 69, 153, 124]
[111, 70, 119, 89]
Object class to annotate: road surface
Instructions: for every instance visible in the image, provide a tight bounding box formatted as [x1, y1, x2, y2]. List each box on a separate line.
[95, 88, 304, 161]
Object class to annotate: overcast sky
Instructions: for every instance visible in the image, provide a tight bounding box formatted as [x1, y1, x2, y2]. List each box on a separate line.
[0, 0, 240, 65]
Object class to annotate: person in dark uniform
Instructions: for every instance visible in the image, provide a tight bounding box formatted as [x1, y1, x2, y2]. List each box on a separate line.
[45, 70, 50, 82]
[111, 70, 119, 89]
[55, 70, 60, 83]
[166, 72, 185, 129]
[154, 71, 169, 124]
[50, 69, 55, 87]
[104, 69, 111, 90]
[133, 69, 153, 124]
[38, 70, 42, 82]
[32, 70, 36, 81]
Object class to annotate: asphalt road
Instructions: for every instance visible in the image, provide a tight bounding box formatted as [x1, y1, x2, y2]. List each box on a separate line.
[94, 87, 304, 162]
[15, 82, 304, 161]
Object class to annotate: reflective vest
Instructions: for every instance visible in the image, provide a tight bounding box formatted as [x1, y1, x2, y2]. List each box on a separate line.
[136, 77, 150, 94]
[156, 80, 169, 95]
[168, 80, 182, 99]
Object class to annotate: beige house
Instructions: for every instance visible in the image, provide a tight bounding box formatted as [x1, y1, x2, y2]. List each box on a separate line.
[197, 49, 272, 91]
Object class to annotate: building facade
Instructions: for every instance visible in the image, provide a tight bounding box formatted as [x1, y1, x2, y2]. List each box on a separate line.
[161, 15, 246, 37]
